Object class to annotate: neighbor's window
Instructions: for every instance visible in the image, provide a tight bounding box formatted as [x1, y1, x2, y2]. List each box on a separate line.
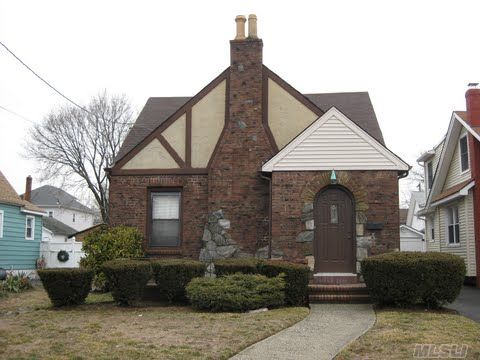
[0, 210, 4, 238]
[72, 213, 76, 223]
[460, 135, 469, 172]
[150, 191, 181, 247]
[447, 207, 460, 244]
[48, 211, 53, 217]
[427, 161, 433, 189]
[25, 216, 35, 240]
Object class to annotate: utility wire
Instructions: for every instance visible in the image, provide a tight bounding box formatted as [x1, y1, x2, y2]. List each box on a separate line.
[0, 104, 36, 124]
[0, 39, 93, 115]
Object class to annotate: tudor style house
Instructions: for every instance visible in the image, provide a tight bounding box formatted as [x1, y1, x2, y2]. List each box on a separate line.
[418, 88, 480, 287]
[108, 15, 409, 278]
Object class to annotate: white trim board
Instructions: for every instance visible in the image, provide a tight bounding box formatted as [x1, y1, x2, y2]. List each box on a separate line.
[262, 107, 410, 172]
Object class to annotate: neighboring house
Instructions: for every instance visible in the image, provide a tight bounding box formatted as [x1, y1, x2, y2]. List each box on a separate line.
[0, 171, 44, 272]
[42, 217, 76, 243]
[108, 15, 409, 277]
[418, 88, 480, 287]
[67, 223, 105, 242]
[26, 185, 96, 232]
[400, 191, 426, 251]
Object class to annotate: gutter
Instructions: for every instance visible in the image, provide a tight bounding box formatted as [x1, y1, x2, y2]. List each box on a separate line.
[260, 172, 272, 259]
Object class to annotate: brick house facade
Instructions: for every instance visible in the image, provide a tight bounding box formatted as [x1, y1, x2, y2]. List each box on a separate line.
[108, 15, 409, 273]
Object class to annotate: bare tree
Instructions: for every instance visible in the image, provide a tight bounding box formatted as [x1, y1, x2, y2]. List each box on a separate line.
[25, 91, 133, 222]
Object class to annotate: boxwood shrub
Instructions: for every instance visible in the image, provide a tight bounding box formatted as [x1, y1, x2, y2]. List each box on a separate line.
[212, 258, 311, 306]
[186, 273, 285, 312]
[38, 268, 93, 307]
[361, 252, 466, 308]
[213, 258, 259, 276]
[102, 259, 152, 306]
[150, 259, 206, 303]
[258, 261, 311, 306]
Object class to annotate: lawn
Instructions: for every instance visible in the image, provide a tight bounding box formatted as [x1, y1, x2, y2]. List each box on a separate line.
[0, 287, 309, 360]
[337, 308, 480, 360]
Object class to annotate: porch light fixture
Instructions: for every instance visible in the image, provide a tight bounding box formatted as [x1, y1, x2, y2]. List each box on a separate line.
[330, 170, 337, 184]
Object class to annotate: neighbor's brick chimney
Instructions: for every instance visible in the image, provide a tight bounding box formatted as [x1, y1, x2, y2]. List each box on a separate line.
[465, 87, 480, 288]
[24, 175, 32, 202]
[207, 15, 275, 254]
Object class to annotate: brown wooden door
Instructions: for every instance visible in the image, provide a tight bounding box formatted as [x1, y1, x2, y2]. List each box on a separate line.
[314, 187, 355, 273]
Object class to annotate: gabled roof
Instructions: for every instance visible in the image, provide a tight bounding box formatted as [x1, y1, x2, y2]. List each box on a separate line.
[42, 217, 77, 236]
[423, 111, 479, 210]
[262, 107, 409, 172]
[400, 224, 425, 237]
[28, 185, 94, 214]
[0, 170, 44, 213]
[115, 67, 386, 166]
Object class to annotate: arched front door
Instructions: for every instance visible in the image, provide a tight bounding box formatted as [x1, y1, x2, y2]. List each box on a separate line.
[314, 186, 355, 273]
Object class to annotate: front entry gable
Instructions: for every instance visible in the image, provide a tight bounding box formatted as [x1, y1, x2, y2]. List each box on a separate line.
[262, 107, 409, 172]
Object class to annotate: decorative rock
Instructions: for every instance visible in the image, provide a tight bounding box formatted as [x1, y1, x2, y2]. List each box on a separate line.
[302, 203, 313, 214]
[248, 308, 268, 314]
[199, 248, 212, 262]
[218, 219, 231, 229]
[202, 228, 212, 242]
[357, 236, 373, 248]
[305, 220, 315, 230]
[213, 233, 229, 246]
[356, 224, 364, 236]
[216, 245, 237, 258]
[356, 247, 368, 261]
[212, 209, 224, 219]
[255, 246, 269, 259]
[271, 249, 285, 258]
[296, 231, 314, 243]
[206, 240, 217, 251]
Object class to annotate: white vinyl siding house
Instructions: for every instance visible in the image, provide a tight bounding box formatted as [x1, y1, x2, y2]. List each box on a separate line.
[419, 114, 477, 277]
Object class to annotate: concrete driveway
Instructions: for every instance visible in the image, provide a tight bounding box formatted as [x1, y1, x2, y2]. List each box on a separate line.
[446, 286, 480, 322]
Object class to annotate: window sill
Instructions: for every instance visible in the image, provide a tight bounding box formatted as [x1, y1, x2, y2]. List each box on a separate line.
[146, 248, 182, 255]
[447, 243, 461, 247]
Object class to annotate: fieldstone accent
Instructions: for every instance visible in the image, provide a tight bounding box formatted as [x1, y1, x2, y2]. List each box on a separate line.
[199, 210, 239, 262]
[301, 203, 314, 221]
[356, 224, 364, 236]
[255, 246, 285, 259]
[296, 231, 314, 243]
[356, 234, 373, 273]
[305, 219, 315, 230]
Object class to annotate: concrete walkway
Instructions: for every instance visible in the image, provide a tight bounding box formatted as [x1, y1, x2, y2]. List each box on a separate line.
[446, 286, 480, 323]
[231, 304, 375, 360]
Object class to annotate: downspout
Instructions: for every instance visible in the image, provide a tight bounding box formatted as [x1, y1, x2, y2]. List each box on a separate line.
[260, 172, 272, 259]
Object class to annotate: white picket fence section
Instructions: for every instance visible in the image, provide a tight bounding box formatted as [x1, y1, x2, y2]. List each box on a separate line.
[40, 240, 84, 268]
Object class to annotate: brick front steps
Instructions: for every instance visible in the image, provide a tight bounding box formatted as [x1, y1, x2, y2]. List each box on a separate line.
[309, 273, 370, 303]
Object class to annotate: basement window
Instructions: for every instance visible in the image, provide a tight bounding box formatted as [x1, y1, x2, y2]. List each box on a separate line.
[149, 190, 181, 247]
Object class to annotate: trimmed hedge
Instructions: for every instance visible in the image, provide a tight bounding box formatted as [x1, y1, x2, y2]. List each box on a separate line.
[361, 252, 466, 308]
[151, 259, 205, 302]
[38, 268, 93, 307]
[258, 261, 311, 306]
[102, 259, 152, 306]
[213, 258, 311, 306]
[213, 258, 259, 276]
[186, 273, 285, 312]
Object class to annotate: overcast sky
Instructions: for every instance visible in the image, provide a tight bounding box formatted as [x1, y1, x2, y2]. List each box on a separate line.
[1, 0, 479, 205]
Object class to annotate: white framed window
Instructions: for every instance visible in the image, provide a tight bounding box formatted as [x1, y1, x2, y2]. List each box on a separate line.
[25, 215, 35, 240]
[72, 213, 75, 223]
[427, 216, 435, 242]
[446, 207, 460, 245]
[0, 210, 4, 238]
[426, 161, 433, 189]
[149, 190, 181, 247]
[459, 135, 469, 173]
[48, 211, 53, 217]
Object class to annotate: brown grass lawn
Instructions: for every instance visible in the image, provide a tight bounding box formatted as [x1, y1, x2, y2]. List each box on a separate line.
[0, 287, 308, 360]
[337, 308, 480, 360]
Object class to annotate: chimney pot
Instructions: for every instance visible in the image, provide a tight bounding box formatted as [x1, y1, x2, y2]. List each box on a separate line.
[235, 15, 246, 40]
[25, 175, 32, 202]
[248, 14, 258, 39]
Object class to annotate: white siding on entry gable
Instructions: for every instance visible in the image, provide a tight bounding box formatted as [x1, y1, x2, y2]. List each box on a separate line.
[267, 114, 400, 171]
[443, 129, 471, 190]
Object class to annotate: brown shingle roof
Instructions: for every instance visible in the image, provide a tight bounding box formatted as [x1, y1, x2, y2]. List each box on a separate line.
[0, 171, 44, 213]
[431, 179, 473, 203]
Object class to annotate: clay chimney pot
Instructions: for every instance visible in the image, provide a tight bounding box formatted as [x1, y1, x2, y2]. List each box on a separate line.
[235, 15, 246, 40]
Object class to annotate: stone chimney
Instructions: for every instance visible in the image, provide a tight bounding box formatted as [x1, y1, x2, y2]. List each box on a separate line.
[24, 176, 32, 202]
